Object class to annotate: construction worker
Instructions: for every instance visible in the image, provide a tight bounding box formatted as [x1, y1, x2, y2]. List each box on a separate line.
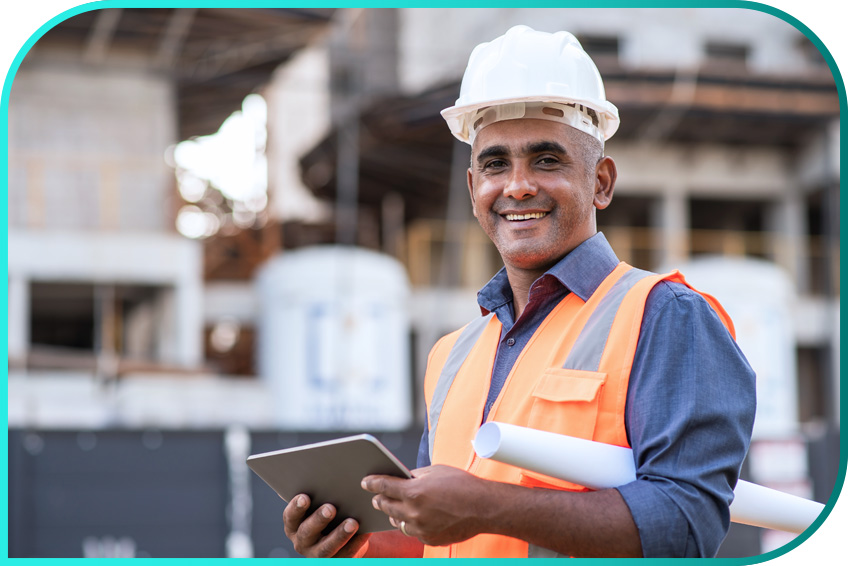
[283, 25, 756, 558]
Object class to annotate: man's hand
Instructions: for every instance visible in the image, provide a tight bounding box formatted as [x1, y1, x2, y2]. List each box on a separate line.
[362, 465, 643, 557]
[282, 494, 370, 557]
[362, 465, 492, 546]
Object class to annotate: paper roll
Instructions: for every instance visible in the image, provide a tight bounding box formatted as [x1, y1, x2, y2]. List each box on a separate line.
[473, 422, 825, 534]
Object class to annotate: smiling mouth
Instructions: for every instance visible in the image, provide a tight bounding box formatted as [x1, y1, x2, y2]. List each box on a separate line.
[504, 212, 548, 221]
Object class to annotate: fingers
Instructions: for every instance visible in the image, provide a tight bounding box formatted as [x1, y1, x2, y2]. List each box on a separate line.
[362, 475, 409, 524]
[361, 475, 406, 499]
[364, 477, 418, 540]
[309, 516, 363, 558]
[282, 494, 311, 539]
[371, 489, 406, 521]
[298, 503, 337, 549]
[282, 495, 362, 557]
[389, 516, 415, 539]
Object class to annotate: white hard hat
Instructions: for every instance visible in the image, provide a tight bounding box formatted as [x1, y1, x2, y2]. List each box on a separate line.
[441, 25, 620, 145]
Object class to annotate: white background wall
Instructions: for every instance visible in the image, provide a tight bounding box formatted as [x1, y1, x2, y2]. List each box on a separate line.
[8, 62, 176, 231]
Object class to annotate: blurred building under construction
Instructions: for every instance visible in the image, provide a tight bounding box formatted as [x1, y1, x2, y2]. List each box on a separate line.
[6, 7, 841, 558]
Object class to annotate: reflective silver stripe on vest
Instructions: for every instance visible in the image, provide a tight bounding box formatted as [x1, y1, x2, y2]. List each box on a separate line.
[561, 267, 652, 372]
[428, 313, 495, 463]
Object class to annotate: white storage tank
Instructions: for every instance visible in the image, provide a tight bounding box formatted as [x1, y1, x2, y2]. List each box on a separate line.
[255, 246, 412, 430]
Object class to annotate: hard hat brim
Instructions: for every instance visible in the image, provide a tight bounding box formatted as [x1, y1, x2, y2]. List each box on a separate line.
[441, 95, 620, 144]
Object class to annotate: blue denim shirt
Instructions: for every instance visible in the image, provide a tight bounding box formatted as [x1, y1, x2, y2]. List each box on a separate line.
[416, 232, 756, 557]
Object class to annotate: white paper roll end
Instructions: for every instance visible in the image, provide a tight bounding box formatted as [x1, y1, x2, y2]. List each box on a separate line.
[473, 422, 502, 459]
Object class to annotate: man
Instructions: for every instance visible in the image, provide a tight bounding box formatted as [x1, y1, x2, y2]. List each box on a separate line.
[283, 25, 756, 558]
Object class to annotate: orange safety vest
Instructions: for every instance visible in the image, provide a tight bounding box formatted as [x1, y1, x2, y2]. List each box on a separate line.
[422, 263, 734, 558]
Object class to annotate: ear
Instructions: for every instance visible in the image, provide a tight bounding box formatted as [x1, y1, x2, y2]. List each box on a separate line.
[593, 156, 616, 210]
[467, 168, 478, 218]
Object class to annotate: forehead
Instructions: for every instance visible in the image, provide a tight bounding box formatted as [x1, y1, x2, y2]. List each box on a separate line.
[472, 118, 580, 155]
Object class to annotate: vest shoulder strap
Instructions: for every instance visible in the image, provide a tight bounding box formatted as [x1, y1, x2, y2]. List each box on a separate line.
[562, 267, 653, 371]
[427, 313, 495, 463]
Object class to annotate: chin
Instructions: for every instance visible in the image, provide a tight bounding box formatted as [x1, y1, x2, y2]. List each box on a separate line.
[502, 250, 562, 272]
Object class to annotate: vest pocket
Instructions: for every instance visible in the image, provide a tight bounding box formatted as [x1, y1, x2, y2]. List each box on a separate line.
[526, 367, 607, 441]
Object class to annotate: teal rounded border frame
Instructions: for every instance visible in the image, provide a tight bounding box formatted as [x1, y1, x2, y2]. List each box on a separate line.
[1, 1, 844, 564]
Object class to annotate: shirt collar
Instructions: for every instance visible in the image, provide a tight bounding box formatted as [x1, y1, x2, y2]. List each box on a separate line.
[477, 232, 621, 314]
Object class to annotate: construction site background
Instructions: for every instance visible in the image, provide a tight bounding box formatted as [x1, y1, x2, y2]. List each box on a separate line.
[4, 6, 842, 559]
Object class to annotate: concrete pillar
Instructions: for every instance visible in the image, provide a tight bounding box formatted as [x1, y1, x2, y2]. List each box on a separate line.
[176, 279, 204, 368]
[439, 140, 473, 288]
[382, 192, 405, 260]
[654, 187, 689, 268]
[155, 287, 178, 365]
[94, 284, 119, 380]
[8, 274, 30, 369]
[174, 251, 204, 368]
[766, 192, 808, 294]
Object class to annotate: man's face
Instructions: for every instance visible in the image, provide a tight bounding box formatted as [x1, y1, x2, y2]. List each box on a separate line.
[468, 118, 613, 274]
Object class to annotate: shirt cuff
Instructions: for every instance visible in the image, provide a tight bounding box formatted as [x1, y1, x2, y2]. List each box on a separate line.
[617, 481, 698, 557]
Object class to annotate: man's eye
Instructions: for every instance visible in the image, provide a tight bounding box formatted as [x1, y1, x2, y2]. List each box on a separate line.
[538, 156, 559, 165]
[484, 159, 507, 169]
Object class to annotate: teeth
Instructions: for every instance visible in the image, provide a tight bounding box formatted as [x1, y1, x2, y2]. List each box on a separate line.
[505, 212, 547, 221]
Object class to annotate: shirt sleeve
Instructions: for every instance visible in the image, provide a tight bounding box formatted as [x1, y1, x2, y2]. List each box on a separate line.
[616, 281, 757, 557]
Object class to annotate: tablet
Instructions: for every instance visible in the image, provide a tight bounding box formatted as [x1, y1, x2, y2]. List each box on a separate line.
[246, 434, 413, 534]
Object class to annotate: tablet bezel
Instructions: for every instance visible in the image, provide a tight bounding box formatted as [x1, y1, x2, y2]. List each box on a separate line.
[246, 434, 413, 534]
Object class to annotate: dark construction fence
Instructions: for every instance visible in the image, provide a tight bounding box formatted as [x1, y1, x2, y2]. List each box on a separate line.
[7, 428, 421, 558]
[8, 427, 839, 558]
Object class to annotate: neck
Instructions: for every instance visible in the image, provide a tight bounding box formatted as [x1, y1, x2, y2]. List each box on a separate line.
[505, 266, 547, 320]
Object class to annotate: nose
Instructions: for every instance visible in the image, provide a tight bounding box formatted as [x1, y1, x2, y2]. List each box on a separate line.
[502, 163, 538, 200]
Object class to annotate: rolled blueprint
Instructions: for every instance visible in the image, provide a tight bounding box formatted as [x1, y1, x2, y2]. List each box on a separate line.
[473, 422, 825, 534]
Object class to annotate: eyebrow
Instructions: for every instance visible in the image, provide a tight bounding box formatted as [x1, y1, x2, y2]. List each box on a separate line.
[476, 144, 509, 165]
[476, 141, 569, 165]
[526, 141, 568, 155]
